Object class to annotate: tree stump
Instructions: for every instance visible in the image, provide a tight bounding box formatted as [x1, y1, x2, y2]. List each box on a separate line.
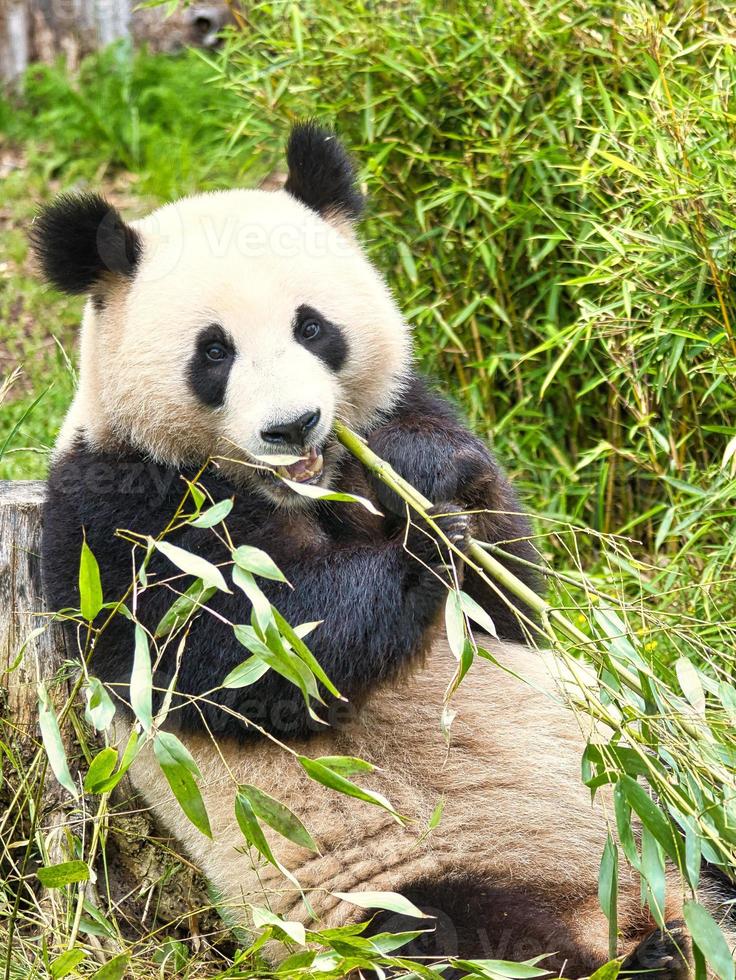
[0, 480, 68, 739]
[0, 480, 213, 951]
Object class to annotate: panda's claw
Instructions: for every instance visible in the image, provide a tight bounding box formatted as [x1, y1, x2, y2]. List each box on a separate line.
[434, 506, 471, 553]
[403, 505, 470, 580]
[622, 920, 692, 980]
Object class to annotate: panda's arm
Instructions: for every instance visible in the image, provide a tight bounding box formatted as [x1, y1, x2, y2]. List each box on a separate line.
[366, 373, 543, 639]
[92, 506, 468, 741]
[367, 374, 520, 521]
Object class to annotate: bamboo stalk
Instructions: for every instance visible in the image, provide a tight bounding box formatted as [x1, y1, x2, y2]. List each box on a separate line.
[334, 421, 591, 646]
[333, 421, 650, 703]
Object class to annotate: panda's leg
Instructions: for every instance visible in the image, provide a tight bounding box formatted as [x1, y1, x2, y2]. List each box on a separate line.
[363, 876, 648, 977]
[367, 884, 698, 980]
[621, 921, 692, 980]
[363, 878, 609, 975]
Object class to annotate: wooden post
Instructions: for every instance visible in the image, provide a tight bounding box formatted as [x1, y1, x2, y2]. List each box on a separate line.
[0, 480, 69, 738]
[0, 480, 74, 912]
[0, 480, 213, 939]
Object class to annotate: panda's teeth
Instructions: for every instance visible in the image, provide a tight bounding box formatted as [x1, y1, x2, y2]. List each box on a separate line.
[277, 450, 325, 484]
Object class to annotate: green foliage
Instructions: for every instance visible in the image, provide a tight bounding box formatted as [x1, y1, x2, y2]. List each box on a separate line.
[154, 730, 213, 839]
[2, 0, 736, 975]
[0, 43, 242, 197]
[36, 860, 90, 889]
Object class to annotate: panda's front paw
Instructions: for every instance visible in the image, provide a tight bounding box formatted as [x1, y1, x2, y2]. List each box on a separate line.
[403, 504, 470, 584]
[366, 429, 458, 517]
[432, 504, 471, 554]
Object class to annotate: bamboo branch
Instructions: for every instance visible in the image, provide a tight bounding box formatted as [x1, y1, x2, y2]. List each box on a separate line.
[332, 424, 736, 864]
[334, 420, 647, 702]
[334, 421, 591, 644]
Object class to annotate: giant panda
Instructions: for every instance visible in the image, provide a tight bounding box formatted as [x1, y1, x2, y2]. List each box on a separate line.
[33, 123, 733, 976]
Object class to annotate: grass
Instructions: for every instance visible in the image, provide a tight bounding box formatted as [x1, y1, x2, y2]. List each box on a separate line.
[0, 43, 246, 479]
[1, 0, 736, 976]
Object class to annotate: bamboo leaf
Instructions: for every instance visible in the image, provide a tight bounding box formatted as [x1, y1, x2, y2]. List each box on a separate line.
[233, 544, 288, 582]
[79, 538, 103, 621]
[84, 677, 116, 732]
[191, 498, 233, 528]
[234, 791, 299, 886]
[333, 890, 430, 918]
[237, 783, 318, 852]
[90, 955, 129, 980]
[595, 148, 647, 178]
[50, 949, 87, 979]
[130, 625, 153, 732]
[598, 834, 618, 960]
[683, 901, 735, 980]
[222, 655, 270, 688]
[458, 590, 498, 638]
[155, 579, 216, 637]
[613, 782, 640, 869]
[154, 733, 211, 838]
[397, 241, 418, 284]
[37, 860, 90, 889]
[298, 756, 402, 822]
[273, 609, 341, 699]
[450, 958, 552, 979]
[619, 775, 682, 866]
[444, 590, 466, 658]
[640, 827, 666, 929]
[675, 657, 706, 715]
[84, 747, 118, 794]
[232, 566, 274, 632]
[313, 755, 376, 776]
[153, 538, 230, 592]
[251, 905, 307, 945]
[278, 477, 383, 515]
[37, 683, 77, 797]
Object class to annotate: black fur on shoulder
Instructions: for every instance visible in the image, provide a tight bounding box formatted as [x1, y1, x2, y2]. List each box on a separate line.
[284, 121, 365, 222]
[30, 193, 141, 295]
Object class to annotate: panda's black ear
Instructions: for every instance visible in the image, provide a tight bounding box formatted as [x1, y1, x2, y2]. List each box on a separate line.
[30, 192, 142, 295]
[284, 122, 364, 223]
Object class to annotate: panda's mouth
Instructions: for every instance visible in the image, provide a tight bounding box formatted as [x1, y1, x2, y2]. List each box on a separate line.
[269, 446, 325, 485]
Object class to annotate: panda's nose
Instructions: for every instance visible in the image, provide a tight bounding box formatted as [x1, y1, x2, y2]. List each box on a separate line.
[261, 409, 321, 447]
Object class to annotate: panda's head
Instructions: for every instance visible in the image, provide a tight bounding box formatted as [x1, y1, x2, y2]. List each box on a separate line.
[31, 123, 412, 504]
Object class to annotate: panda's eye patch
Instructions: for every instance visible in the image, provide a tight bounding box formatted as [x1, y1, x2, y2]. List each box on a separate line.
[205, 342, 229, 362]
[298, 317, 321, 341]
[188, 324, 236, 408]
[293, 304, 347, 372]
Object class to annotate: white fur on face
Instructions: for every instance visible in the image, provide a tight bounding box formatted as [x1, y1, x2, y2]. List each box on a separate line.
[63, 189, 412, 493]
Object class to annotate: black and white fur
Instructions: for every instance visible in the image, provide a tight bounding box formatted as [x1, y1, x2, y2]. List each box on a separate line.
[34, 123, 734, 973]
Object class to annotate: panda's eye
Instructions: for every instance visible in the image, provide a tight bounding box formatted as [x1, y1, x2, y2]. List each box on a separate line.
[298, 318, 321, 342]
[205, 343, 228, 362]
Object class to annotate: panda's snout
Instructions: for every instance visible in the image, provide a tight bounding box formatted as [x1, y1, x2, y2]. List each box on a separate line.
[260, 409, 321, 448]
